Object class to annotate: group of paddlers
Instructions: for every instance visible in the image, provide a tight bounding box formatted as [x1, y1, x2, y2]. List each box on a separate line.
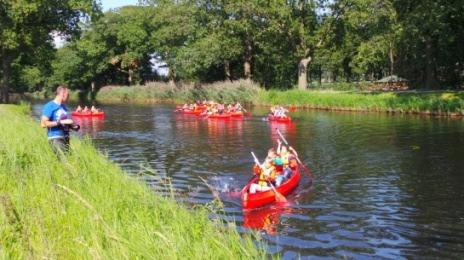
[75, 105, 101, 113]
[269, 106, 289, 118]
[177, 100, 245, 116]
[249, 139, 299, 194]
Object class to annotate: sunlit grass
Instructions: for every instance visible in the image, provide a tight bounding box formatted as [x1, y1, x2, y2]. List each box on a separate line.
[257, 89, 464, 116]
[0, 104, 265, 259]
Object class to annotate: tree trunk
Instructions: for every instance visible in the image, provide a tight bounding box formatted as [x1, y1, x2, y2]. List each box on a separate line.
[425, 36, 438, 89]
[224, 60, 231, 81]
[244, 40, 252, 80]
[298, 57, 311, 90]
[1, 51, 12, 104]
[318, 64, 322, 85]
[168, 67, 176, 86]
[389, 41, 395, 76]
[128, 69, 133, 86]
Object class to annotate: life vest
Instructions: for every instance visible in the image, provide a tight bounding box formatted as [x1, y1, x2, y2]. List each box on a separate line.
[258, 171, 268, 187]
[256, 164, 276, 187]
[252, 164, 267, 187]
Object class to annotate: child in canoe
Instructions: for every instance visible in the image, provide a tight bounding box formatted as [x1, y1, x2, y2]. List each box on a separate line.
[91, 105, 100, 113]
[249, 149, 278, 194]
[275, 140, 299, 186]
[274, 106, 288, 117]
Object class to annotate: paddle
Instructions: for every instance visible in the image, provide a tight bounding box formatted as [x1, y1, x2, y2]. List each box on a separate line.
[240, 107, 252, 117]
[251, 152, 287, 203]
[276, 129, 312, 177]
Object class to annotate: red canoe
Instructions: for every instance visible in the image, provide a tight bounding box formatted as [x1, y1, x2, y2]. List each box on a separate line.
[182, 109, 203, 115]
[71, 111, 105, 117]
[241, 168, 301, 210]
[268, 115, 292, 122]
[208, 113, 231, 119]
[230, 111, 244, 117]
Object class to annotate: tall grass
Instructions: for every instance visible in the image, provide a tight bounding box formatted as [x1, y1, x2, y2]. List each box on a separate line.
[96, 80, 262, 104]
[258, 89, 464, 116]
[0, 104, 264, 259]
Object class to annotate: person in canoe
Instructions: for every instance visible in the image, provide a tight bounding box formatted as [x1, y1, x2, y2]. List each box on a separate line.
[269, 106, 276, 117]
[275, 140, 298, 186]
[227, 103, 234, 112]
[91, 105, 100, 113]
[235, 102, 243, 112]
[274, 106, 288, 117]
[75, 105, 83, 113]
[249, 149, 278, 193]
[217, 103, 225, 114]
[82, 106, 89, 112]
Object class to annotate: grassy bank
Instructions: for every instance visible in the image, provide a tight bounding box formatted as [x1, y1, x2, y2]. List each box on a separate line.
[258, 89, 464, 116]
[0, 104, 264, 259]
[96, 80, 261, 104]
[92, 81, 464, 116]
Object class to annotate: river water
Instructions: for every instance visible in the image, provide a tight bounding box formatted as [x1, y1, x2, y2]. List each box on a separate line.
[32, 103, 464, 259]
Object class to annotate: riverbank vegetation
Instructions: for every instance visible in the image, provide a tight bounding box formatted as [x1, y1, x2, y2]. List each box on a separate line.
[87, 81, 464, 116]
[2, 0, 464, 105]
[96, 80, 261, 104]
[0, 104, 264, 258]
[259, 89, 464, 116]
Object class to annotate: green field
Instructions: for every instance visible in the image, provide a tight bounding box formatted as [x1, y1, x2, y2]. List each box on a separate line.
[0, 104, 264, 259]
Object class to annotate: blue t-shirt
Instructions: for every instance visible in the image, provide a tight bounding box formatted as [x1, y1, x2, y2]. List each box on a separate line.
[42, 101, 70, 139]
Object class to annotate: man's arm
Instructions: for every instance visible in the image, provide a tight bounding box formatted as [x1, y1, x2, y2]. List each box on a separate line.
[41, 116, 59, 128]
[40, 116, 73, 128]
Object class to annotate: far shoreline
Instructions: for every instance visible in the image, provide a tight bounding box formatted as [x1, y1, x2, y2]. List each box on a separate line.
[24, 81, 464, 118]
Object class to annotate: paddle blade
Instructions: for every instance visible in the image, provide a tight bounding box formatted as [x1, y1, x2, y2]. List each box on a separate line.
[274, 191, 287, 203]
[268, 182, 287, 203]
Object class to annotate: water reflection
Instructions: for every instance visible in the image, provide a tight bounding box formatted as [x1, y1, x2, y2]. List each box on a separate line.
[243, 205, 295, 236]
[73, 116, 105, 138]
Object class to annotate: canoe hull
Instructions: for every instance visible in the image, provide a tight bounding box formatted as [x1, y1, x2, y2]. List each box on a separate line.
[71, 112, 105, 117]
[208, 113, 231, 119]
[268, 115, 292, 122]
[241, 169, 301, 210]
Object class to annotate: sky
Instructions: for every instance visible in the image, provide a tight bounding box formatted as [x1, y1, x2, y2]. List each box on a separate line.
[100, 0, 139, 11]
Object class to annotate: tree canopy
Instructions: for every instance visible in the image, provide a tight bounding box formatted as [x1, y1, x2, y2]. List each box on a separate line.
[0, 0, 100, 102]
[1, 0, 463, 101]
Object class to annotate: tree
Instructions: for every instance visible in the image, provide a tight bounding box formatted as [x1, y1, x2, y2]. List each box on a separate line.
[0, 0, 99, 103]
[396, 0, 464, 88]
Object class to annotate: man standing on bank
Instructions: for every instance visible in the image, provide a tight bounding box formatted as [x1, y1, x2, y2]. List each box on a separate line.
[41, 85, 79, 153]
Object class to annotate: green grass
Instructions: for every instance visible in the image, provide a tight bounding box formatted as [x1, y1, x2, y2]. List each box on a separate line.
[0, 104, 265, 259]
[258, 89, 464, 116]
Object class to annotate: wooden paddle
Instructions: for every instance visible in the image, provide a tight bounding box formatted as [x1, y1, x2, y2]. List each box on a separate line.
[251, 152, 287, 203]
[276, 129, 312, 177]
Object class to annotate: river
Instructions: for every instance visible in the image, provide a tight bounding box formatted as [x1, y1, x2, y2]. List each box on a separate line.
[32, 103, 464, 259]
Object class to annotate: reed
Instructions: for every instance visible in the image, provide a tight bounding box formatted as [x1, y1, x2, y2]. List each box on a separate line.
[0, 104, 264, 259]
[96, 80, 261, 104]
